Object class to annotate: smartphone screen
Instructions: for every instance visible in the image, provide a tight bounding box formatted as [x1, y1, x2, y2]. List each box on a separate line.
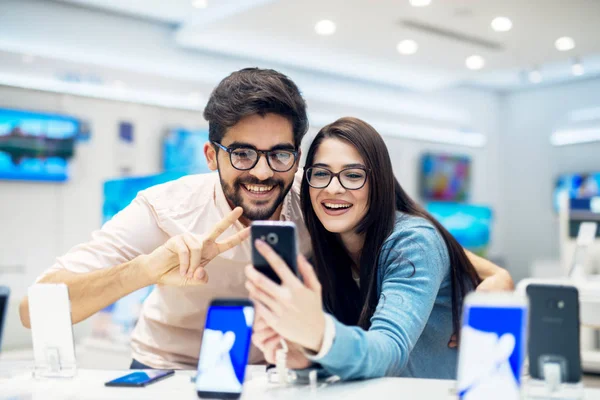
[105, 370, 174, 387]
[196, 301, 254, 399]
[457, 294, 528, 400]
[0, 288, 8, 351]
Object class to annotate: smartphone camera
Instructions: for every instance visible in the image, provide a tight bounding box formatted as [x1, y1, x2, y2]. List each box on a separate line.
[546, 299, 565, 310]
[260, 233, 279, 245]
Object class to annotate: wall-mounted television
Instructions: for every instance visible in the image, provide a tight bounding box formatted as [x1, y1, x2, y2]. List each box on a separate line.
[554, 173, 600, 212]
[163, 128, 210, 174]
[0, 108, 80, 182]
[426, 202, 493, 256]
[420, 153, 471, 202]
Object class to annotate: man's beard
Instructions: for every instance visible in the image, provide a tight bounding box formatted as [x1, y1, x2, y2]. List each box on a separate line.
[219, 174, 293, 221]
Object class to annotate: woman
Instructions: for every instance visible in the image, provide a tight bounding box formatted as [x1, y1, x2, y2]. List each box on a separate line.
[245, 117, 481, 380]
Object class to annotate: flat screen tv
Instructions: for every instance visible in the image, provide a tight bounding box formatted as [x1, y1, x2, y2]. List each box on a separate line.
[554, 173, 600, 212]
[420, 153, 471, 202]
[163, 128, 210, 174]
[426, 202, 493, 256]
[0, 108, 79, 182]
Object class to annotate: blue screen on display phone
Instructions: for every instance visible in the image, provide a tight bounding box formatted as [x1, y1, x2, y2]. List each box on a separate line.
[457, 305, 527, 400]
[195, 305, 255, 394]
[106, 370, 173, 386]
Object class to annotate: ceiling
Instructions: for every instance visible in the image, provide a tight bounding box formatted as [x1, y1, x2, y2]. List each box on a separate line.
[53, 0, 600, 91]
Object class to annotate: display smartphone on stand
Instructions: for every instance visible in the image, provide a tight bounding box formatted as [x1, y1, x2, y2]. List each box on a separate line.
[196, 299, 255, 399]
[526, 284, 581, 384]
[457, 292, 528, 400]
[105, 370, 175, 387]
[28, 283, 77, 378]
[251, 221, 298, 284]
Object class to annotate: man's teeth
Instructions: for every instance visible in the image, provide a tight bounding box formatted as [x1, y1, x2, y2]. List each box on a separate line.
[324, 203, 352, 209]
[244, 184, 274, 193]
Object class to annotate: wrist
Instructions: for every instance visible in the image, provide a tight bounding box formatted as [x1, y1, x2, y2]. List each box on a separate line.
[307, 312, 326, 353]
[131, 254, 158, 286]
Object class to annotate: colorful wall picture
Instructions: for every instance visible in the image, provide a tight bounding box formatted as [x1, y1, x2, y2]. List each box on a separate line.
[0, 108, 80, 182]
[427, 202, 493, 256]
[163, 128, 210, 174]
[554, 173, 600, 211]
[420, 153, 471, 202]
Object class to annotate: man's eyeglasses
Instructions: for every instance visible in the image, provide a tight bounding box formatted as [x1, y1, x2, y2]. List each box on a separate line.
[212, 142, 298, 172]
[305, 166, 369, 190]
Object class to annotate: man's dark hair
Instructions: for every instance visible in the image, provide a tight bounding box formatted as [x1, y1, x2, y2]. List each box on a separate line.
[203, 68, 309, 148]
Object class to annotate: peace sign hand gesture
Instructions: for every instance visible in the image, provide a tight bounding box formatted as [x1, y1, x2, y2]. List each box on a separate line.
[144, 207, 250, 286]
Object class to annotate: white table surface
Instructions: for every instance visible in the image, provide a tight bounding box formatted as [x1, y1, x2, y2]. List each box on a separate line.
[2, 364, 600, 400]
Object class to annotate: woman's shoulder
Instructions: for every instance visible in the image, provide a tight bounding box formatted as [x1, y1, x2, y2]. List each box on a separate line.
[379, 212, 449, 270]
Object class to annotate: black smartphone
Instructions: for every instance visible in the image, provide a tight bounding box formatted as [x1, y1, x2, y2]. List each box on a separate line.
[196, 299, 255, 399]
[251, 221, 298, 284]
[526, 284, 582, 383]
[104, 370, 175, 387]
[0, 286, 9, 351]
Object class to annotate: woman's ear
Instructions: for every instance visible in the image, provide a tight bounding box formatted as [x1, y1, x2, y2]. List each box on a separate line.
[204, 142, 218, 171]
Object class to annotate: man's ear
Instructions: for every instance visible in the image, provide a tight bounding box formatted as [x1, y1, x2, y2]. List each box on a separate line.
[204, 142, 218, 171]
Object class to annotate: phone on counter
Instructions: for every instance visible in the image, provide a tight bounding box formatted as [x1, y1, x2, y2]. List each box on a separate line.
[105, 370, 175, 387]
[526, 284, 581, 383]
[0, 285, 9, 351]
[457, 292, 528, 400]
[196, 299, 255, 399]
[28, 283, 77, 375]
[251, 221, 298, 284]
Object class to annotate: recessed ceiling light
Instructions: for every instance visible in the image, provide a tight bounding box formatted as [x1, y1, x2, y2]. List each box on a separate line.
[528, 69, 542, 83]
[465, 55, 485, 70]
[396, 40, 418, 55]
[572, 59, 584, 76]
[409, 0, 432, 7]
[555, 36, 575, 51]
[191, 0, 207, 9]
[491, 17, 512, 32]
[315, 20, 336, 36]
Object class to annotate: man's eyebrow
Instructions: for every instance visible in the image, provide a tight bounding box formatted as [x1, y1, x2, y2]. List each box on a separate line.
[226, 141, 296, 151]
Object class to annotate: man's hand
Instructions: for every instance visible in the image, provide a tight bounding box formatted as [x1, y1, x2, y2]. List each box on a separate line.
[252, 316, 312, 369]
[143, 207, 249, 286]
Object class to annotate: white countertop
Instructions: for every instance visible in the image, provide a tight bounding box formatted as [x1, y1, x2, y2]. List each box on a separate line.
[2, 365, 600, 400]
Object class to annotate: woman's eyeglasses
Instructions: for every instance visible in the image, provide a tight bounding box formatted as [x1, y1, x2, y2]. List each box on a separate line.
[305, 166, 368, 190]
[212, 141, 298, 172]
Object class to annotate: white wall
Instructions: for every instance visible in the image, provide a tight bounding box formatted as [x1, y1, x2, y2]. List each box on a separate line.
[500, 78, 600, 281]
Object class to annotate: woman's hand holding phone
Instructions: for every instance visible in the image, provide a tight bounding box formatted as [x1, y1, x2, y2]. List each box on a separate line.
[244, 239, 326, 354]
[144, 207, 250, 286]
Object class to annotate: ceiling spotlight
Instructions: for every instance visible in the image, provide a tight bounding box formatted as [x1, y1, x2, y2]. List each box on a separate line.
[409, 0, 432, 6]
[192, 0, 208, 9]
[315, 20, 336, 36]
[528, 68, 542, 84]
[465, 55, 485, 70]
[571, 59, 584, 76]
[396, 39, 418, 55]
[491, 17, 512, 32]
[555, 36, 575, 51]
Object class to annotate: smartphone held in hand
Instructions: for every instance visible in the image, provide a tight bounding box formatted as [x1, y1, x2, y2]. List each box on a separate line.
[251, 221, 298, 284]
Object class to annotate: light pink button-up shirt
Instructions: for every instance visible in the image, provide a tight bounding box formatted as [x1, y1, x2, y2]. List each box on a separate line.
[39, 171, 311, 369]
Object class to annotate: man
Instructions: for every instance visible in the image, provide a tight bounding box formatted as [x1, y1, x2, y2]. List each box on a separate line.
[19, 68, 512, 369]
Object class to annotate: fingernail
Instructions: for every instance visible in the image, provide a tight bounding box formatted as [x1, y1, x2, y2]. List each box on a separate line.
[255, 239, 265, 247]
[196, 269, 205, 279]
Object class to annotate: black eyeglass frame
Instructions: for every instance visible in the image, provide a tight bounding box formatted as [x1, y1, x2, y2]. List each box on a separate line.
[212, 141, 299, 173]
[305, 166, 370, 190]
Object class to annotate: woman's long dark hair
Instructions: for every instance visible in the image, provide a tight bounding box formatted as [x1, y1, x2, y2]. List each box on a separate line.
[300, 117, 481, 335]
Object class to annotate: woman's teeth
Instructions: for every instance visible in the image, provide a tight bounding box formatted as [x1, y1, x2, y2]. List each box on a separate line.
[323, 203, 352, 209]
[244, 184, 274, 193]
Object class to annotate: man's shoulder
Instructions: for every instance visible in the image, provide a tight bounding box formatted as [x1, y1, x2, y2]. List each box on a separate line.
[139, 172, 218, 213]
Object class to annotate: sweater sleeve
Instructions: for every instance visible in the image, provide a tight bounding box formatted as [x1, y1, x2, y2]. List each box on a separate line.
[314, 224, 449, 380]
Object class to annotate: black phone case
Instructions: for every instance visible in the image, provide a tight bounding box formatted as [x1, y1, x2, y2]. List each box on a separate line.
[251, 224, 297, 284]
[526, 284, 581, 383]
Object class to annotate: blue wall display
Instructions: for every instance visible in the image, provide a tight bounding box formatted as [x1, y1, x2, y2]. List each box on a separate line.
[163, 128, 210, 174]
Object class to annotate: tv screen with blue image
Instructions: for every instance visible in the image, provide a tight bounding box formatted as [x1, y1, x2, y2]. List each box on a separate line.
[0, 108, 79, 182]
[554, 173, 600, 212]
[163, 128, 210, 174]
[426, 202, 493, 256]
[420, 153, 471, 202]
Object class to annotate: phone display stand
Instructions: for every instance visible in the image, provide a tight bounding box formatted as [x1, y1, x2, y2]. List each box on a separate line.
[33, 346, 77, 379]
[525, 359, 583, 399]
[568, 222, 598, 280]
